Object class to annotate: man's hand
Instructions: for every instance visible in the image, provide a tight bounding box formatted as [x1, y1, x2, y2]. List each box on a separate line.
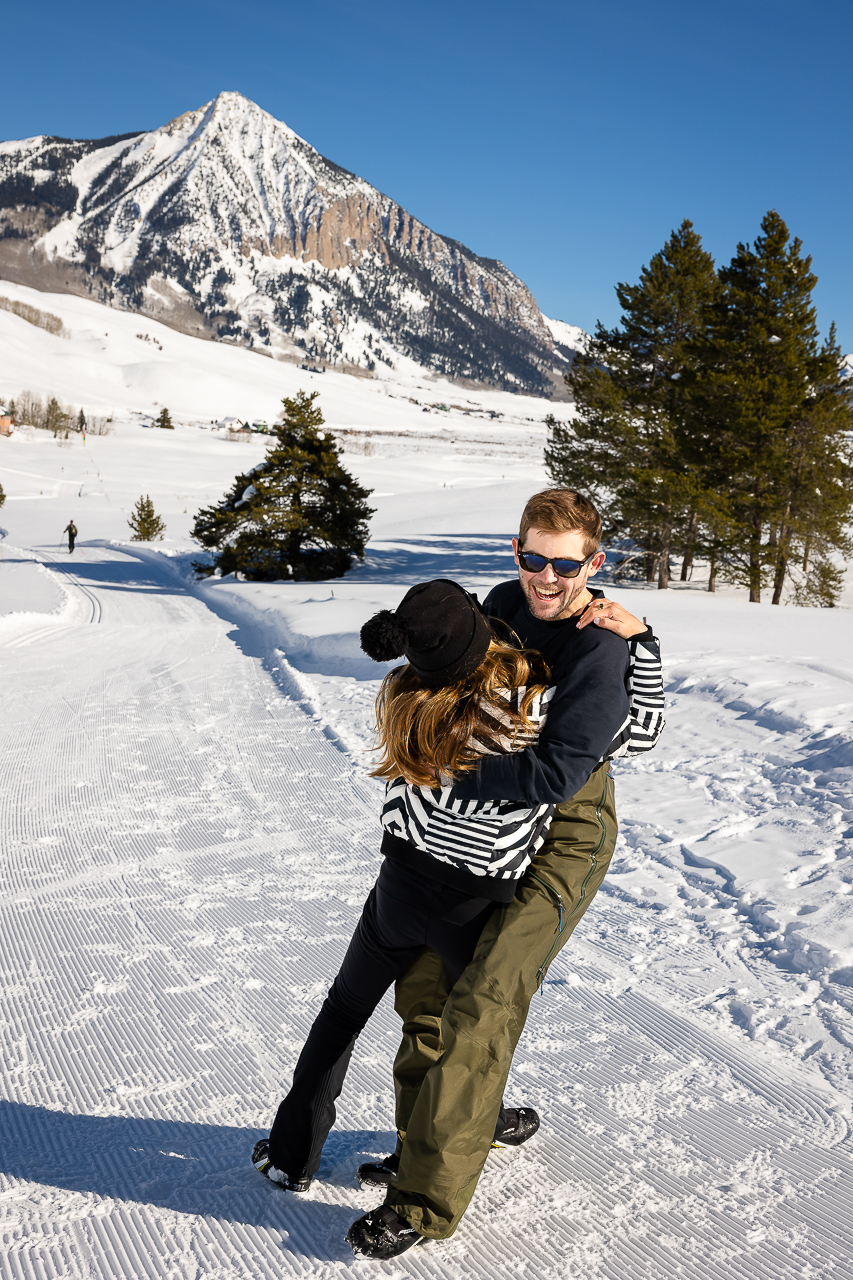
[576, 597, 648, 639]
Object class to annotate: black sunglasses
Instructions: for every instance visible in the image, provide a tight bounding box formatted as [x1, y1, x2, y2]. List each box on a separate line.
[517, 547, 596, 579]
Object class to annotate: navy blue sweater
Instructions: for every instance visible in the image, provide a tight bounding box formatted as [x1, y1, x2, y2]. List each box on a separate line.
[449, 581, 631, 806]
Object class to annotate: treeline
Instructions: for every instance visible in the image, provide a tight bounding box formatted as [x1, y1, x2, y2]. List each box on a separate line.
[546, 212, 853, 605]
[0, 295, 66, 336]
[5, 390, 112, 437]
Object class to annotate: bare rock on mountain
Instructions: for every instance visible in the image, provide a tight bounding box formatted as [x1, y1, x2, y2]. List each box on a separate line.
[0, 92, 575, 394]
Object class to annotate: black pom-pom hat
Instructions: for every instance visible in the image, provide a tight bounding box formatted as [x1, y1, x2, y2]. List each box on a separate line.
[360, 579, 491, 690]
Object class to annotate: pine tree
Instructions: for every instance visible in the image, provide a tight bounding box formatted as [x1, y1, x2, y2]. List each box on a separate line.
[45, 396, 67, 436]
[128, 494, 166, 541]
[77, 408, 87, 432]
[767, 324, 853, 605]
[154, 407, 174, 429]
[686, 211, 850, 603]
[546, 220, 719, 588]
[192, 391, 374, 581]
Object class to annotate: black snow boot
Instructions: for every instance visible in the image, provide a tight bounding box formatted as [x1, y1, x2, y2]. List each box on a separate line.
[355, 1107, 540, 1188]
[251, 1139, 312, 1192]
[356, 1150, 400, 1189]
[346, 1205, 425, 1260]
[492, 1106, 540, 1147]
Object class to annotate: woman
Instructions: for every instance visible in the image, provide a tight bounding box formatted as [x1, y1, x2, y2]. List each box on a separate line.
[252, 578, 557, 1193]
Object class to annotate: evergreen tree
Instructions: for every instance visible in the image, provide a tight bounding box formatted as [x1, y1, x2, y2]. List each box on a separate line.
[154, 407, 174, 429]
[192, 391, 374, 581]
[77, 408, 87, 432]
[45, 396, 67, 436]
[128, 494, 166, 541]
[546, 220, 719, 588]
[0, 481, 5, 510]
[767, 323, 853, 605]
[686, 210, 851, 603]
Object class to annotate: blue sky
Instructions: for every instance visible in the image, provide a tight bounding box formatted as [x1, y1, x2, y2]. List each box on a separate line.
[3, 0, 851, 348]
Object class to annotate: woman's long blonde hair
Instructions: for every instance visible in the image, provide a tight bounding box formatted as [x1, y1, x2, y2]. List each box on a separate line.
[369, 637, 550, 787]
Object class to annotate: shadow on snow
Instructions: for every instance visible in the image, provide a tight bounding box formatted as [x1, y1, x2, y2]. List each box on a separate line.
[345, 534, 516, 584]
[0, 1101, 391, 1258]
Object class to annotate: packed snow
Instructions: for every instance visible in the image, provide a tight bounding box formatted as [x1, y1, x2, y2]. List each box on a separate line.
[1, 286, 853, 1280]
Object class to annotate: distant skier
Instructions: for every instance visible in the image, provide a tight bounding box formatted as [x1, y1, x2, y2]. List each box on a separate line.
[63, 520, 77, 553]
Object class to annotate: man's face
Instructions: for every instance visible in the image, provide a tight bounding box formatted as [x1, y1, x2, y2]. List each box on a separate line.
[513, 527, 606, 621]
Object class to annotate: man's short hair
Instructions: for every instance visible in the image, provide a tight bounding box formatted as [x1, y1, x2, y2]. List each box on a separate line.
[519, 488, 602, 556]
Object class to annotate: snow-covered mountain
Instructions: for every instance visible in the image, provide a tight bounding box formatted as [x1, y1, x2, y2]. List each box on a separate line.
[542, 314, 589, 359]
[0, 92, 576, 394]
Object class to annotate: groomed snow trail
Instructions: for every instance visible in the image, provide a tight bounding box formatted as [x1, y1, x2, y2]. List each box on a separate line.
[1, 546, 852, 1280]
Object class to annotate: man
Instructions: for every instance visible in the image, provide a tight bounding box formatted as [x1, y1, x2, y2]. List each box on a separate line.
[63, 520, 77, 554]
[346, 487, 664, 1259]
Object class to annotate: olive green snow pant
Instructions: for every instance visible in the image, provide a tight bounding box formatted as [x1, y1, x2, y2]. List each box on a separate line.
[386, 762, 617, 1239]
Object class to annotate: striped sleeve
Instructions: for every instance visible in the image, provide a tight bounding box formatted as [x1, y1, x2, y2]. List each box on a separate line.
[606, 632, 665, 759]
[379, 685, 557, 882]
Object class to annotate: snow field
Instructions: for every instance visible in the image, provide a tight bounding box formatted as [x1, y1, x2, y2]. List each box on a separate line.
[0, 279, 559, 430]
[1, 316, 853, 1277]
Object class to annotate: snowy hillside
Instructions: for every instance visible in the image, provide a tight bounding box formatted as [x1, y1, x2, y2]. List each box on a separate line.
[543, 314, 589, 358]
[0, 279, 560, 429]
[0, 93, 576, 394]
[2, 394, 852, 1278]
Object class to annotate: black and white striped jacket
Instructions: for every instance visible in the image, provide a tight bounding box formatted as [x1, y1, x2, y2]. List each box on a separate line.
[380, 631, 664, 886]
[381, 686, 555, 884]
[603, 630, 666, 760]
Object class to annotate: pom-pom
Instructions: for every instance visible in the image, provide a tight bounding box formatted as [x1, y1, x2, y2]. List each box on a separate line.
[360, 610, 408, 661]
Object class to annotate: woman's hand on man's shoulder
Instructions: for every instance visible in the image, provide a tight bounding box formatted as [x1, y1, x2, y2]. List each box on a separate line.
[576, 597, 648, 639]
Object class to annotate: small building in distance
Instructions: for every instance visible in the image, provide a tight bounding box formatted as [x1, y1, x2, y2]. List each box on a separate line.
[221, 421, 254, 443]
[0, 414, 13, 437]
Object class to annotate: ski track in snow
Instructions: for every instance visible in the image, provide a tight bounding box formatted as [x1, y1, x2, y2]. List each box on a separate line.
[1, 544, 852, 1280]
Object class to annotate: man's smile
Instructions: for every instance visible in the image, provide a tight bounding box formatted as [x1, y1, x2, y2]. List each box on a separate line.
[531, 583, 563, 601]
[524, 576, 583, 618]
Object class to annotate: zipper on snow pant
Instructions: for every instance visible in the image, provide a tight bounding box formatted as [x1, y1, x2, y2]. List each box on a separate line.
[533, 770, 611, 991]
[570, 769, 611, 923]
[530, 871, 564, 991]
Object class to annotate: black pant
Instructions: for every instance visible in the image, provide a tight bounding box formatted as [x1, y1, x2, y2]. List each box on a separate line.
[68, 534, 75, 552]
[268, 858, 496, 1179]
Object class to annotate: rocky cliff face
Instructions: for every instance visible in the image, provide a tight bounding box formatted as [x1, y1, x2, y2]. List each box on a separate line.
[0, 92, 571, 393]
